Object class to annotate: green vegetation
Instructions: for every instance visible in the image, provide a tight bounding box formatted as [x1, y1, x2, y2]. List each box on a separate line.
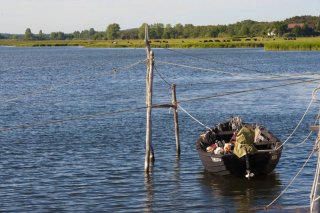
[106, 23, 121, 40]
[1, 37, 320, 51]
[1, 16, 320, 50]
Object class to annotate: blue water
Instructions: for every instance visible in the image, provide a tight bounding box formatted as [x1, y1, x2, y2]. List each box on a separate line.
[1, 47, 320, 212]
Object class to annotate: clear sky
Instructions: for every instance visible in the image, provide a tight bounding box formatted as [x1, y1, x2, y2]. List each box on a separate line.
[1, 0, 319, 34]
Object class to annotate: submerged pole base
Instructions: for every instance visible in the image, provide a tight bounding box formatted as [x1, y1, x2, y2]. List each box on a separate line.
[245, 170, 254, 179]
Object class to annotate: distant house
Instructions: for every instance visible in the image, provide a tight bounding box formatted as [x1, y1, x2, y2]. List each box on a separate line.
[287, 23, 314, 29]
[267, 29, 276, 37]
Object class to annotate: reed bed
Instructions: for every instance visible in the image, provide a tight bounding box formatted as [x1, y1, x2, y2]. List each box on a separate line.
[1, 37, 320, 51]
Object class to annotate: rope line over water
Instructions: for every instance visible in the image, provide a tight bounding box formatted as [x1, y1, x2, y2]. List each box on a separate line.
[154, 66, 172, 87]
[276, 84, 320, 150]
[0, 106, 147, 132]
[179, 78, 320, 103]
[177, 104, 212, 130]
[2, 74, 319, 132]
[0, 59, 146, 105]
[287, 108, 320, 148]
[266, 144, 316, 209]
[175, 73, 320, 88]
[311, 135, 320, 211]
[157, 60, 236, 76]
[163, 47, 283, 77]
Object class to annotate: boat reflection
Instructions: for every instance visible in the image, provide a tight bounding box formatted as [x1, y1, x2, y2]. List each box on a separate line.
[199, 171, 282, 212]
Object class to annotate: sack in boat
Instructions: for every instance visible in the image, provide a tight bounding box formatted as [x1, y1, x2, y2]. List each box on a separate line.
[214, 147, 224, 155]
[206, 143, 217, 153]
[224, 143, 232, 153]
[234, 126, 258, 158]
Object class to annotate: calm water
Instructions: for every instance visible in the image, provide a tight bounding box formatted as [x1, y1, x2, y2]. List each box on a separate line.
[1, 47, 320, 212]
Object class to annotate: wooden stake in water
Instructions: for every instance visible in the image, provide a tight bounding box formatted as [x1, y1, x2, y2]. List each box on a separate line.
[145, 25, 155, 173]
[172, 84, 180, 156]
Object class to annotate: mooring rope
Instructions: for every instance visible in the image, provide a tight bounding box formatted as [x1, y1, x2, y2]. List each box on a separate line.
[157, 60, 236, 76]
[276, 84, 320, 150]
[287, 108, 320, 148]
[179, 78, 320, 103]
[0, 59, 146, 104]
[163, 47, 283, 77]
[0, 106, 147, 132]
[310, 117, 320, 211]
[176, 73, 320, 88]
[310, 145, 320, 210]
[154, 66, 172, 87]
[177, 104, 212, 130]
[266, 145, 315, 209]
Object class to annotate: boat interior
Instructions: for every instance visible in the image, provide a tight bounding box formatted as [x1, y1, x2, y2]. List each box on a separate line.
[198, 117, 278, 155]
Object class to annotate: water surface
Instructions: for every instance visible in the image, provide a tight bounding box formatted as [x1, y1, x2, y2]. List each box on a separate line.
[1, 47, 320, 212]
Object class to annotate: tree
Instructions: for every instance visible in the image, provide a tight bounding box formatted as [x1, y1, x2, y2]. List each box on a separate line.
[106, 23, 120, 40]
[183, 24, 195, 38]
[93, 32, 105, 40]
[273, 22, 287, 36]
[240, 25, 250, 36]
[50, 32, 66, 40]
[174, 23, 184, 38]
[38, 30, 45, 40]
[80, 30, 90, 39]
[89, 28, 96, 38]
[316, 20, 320, 32]
[292, 26, 302, 37]
[138, 23, 147, 39]
[73, 31, 80, 39]
[163, 24, 173, 39]
[24, 28, 33, 40]
[149, 23, 164, 39]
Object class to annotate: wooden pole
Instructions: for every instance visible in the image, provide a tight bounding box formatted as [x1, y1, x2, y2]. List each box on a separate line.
[144, 25, 155, 173]
[172, 84, 180, 156]
[149, 51, 155, 163]
[310, 125, 320, 212]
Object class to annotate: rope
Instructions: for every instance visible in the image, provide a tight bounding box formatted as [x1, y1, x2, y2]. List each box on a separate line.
[0, 59, 146, 104]
[311, 144, 320, 211]
[157, 61, 236, 76]
[287, 108, 320, 148]
[175, 73, 320, 88]
[0, 106, 147, 132]
[163, 48, 283, 77]
[310, 120, 320, 211]
[277, 84, 320, 150]
[154, 66, 172, 87]
[177, 104, 212, 130]
[286, 131, 313, 148]
[0, 101, 186, 132]
[178, 78, 320, 103]
[265, 145, 315, 209]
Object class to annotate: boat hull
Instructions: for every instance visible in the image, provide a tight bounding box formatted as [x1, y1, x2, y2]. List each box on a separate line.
[196, 139, 282, 176]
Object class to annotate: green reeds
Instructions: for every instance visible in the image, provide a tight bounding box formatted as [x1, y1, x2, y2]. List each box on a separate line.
[1, 37, 320, 51]
[264, 42, 320, 51]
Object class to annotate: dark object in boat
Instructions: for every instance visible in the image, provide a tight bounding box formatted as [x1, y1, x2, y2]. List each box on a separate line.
[196, 117, 282, 178]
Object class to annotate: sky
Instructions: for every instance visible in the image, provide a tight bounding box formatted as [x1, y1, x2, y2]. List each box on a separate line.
[1, 0, 320, 34]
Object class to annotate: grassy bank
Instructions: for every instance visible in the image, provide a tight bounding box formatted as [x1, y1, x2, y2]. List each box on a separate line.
[1, 37, 320, 50]
[264, 37, 320, 50]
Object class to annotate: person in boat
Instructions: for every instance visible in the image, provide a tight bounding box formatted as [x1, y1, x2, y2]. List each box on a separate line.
[233, 125, 258, 158]
[202, 123, 259, 158]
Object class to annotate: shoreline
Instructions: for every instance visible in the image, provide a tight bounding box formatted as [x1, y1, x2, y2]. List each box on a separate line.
[1, 37, 320, 51]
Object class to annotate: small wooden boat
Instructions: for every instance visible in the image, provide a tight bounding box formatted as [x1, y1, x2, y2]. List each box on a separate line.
[196, 117, 282, 178]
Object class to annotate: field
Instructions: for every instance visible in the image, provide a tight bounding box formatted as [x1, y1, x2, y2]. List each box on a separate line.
[1, 37, 320, 50]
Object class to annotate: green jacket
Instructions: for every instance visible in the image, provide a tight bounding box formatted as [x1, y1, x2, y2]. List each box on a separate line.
[234, 126, 258, 158]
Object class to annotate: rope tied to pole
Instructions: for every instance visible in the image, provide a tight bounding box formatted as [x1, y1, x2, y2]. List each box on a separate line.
[266, 144, 316, 209]
[177, 104, 212, 130]
[277, 83, 320, 150]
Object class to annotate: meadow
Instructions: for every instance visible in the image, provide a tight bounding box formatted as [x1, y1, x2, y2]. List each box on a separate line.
[1, 37, 320, 50]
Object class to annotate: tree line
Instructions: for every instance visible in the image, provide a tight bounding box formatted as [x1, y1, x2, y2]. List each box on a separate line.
[2, 16, 320, 41]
